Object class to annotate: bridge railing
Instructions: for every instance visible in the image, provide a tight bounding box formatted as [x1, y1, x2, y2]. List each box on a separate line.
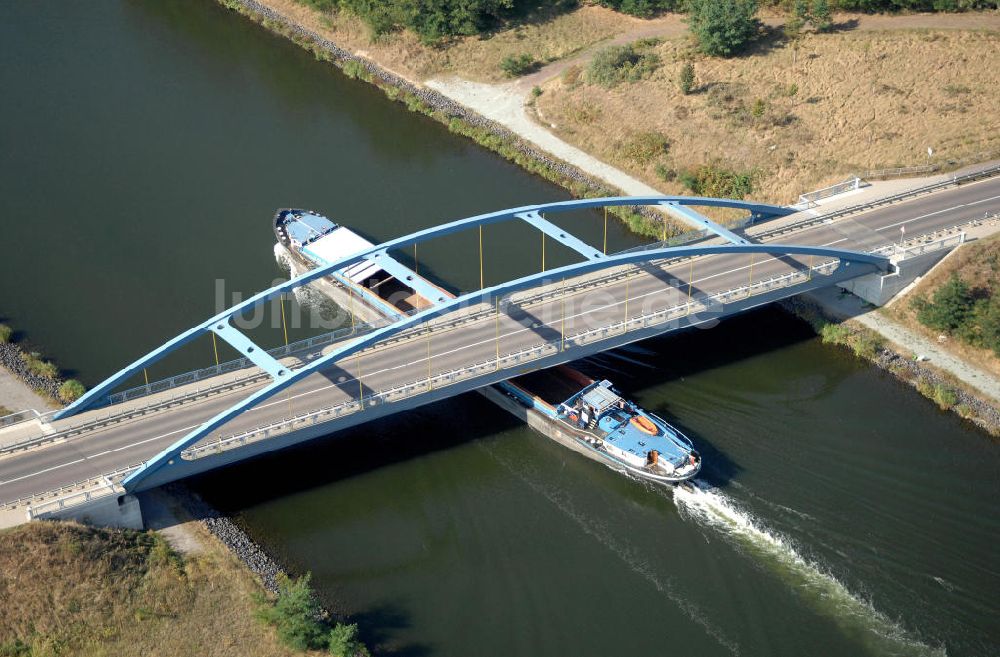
[106, 320, 385, 405]
[0, 464, 138, 512]
[797, 177, 864, 208]
[181, 258, 845, 460]
[753, 162, 1000, 242]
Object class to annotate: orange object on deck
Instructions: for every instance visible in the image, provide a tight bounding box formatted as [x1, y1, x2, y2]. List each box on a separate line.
[630, 415, 658, 436]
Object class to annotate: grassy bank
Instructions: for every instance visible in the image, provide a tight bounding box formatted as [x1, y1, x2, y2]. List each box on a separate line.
[0, 521, 326, 657]
[536, 27, 1000, 203]
[785, 297, 999, 436]
[884, 234, 1000, 379]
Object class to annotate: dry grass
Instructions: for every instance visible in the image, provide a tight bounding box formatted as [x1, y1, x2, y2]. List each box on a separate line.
[260, 0, 640, 81]
[0, 521, 321, 657]
[535, 28, 1000, 203]
[884, 233, 1000, 380]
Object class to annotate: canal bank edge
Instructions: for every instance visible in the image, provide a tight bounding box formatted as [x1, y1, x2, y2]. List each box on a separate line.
[215, 0, 679, 238]
[780, 296, 1000, 437]
[0, 331, 66, 415]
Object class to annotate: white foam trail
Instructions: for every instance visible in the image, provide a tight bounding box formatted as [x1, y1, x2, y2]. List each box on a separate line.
[481, 443, 742, 655]
[672, 481, 946, 657]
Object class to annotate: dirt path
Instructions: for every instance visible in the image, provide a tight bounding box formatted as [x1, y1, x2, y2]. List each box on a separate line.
[514, 10, 1000, 90]
[426, 76, 665, 196]
[0, 365, 53, 416]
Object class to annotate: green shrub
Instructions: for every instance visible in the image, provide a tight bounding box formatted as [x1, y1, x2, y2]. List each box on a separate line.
[22, 353, 58, 379]
[615, 131, 670, 165]
[686, 0, 760, 57]
[811, 0, 832, 32]
[912, 273, 974, 333]
[751, 98, 767, 117]
[587, 43, 661, 88]
[328, 622, 370, 657]
[678, 163, 755, 198]
[0, 324, 11, 344]
[654, 162, 676, 181]
[597, 0, 680, 18]
[256, 573, 328, 651]
[678, 62, 695, 95]
[500, 53, 537, 78]
[341, 60, 370, 80]
[932, 384, 958, 409]
[531, 85, 543, 98]
[59, 380, 86, 403]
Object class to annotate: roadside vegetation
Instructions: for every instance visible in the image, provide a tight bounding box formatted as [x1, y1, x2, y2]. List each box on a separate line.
[886, 235, 1000, 379]
[0, 521, 331, 657]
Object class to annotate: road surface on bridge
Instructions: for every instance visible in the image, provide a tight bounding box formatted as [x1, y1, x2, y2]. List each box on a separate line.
[1, 176, 998, 503]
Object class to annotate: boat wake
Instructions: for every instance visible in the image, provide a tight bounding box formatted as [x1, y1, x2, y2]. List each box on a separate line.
[672, 480, 946, 657]
[481, 443, 743, 656]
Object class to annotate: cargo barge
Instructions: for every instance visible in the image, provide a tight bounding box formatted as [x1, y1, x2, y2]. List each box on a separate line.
[273, 208, 701, 485]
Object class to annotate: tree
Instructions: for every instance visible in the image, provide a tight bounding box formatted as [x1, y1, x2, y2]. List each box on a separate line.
[686, 0, 760, 58]
[811, 0, 833, 32]
[0, 324, 11, 344]
[256, 573, 328, 651]
[913, 273, 975, 333]
[328, 623, 370, 657]
[678, 61, 695, 94]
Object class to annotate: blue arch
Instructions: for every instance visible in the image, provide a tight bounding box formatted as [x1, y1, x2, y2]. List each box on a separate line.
[119, 238, 887, 490]
[57, 195, 794, 421]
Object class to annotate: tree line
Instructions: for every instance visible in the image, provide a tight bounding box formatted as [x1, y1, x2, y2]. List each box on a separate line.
[300, 0, 997, 43]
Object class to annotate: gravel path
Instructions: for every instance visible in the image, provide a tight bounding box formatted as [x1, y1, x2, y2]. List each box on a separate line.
[426, 76, 664, 198]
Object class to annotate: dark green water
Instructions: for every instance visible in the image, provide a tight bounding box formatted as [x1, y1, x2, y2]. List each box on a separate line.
[2, 2, 998, 656]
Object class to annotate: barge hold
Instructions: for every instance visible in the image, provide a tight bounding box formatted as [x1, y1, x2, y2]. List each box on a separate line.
[273, 208, 701, 485]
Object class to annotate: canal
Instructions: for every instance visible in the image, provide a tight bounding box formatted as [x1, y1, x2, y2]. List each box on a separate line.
[1, 2, 997, 656]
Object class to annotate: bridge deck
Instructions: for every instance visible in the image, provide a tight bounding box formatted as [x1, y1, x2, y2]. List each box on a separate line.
[2, 175, 998, 504]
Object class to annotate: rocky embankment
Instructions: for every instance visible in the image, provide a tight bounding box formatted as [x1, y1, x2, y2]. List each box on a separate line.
[873, 349, 1000, 431]
[0, 341, 60, 402]
[167, 483, 286, 594]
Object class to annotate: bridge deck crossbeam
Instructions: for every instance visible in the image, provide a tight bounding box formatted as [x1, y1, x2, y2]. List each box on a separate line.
[516, 211, 605, 260]
[659, 202, 750, 246]
[210, 321, 287, 379]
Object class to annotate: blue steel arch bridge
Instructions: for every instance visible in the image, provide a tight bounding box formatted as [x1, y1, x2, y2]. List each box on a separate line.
[39, 195, 887, 494]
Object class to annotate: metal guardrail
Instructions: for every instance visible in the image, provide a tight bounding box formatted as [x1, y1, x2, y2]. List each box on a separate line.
[863, 164, 938, 180]
[1, 464, 139, 512]
[754, 162, 1000, 242]
[798, 177, 864, 207]
[0, 408, 54, 430]
[181, 258, 845, 460]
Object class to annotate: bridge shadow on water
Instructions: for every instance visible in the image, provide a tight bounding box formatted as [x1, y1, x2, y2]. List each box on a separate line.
[188, 392, 524, 510]
[574, 304, 819, 488]
[190, 306, 816, 505]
